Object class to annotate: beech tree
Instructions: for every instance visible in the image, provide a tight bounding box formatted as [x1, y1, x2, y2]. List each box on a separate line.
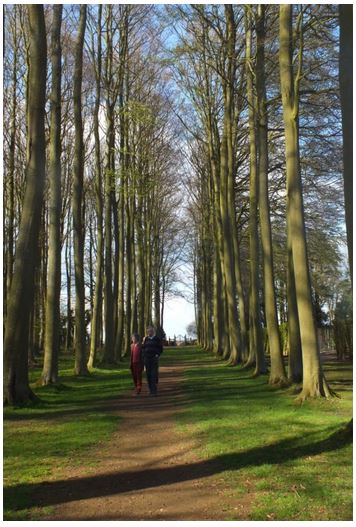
[72, 5, 88, 375]
[4, 5, 47, 404]
[42, 5, 63, 385]
[279, 5, 333, 399]
[3, 4, 348, 406]
[338, 5, 353, 281]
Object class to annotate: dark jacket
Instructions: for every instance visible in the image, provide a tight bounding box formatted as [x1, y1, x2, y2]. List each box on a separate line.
[142, 335, 163, 360]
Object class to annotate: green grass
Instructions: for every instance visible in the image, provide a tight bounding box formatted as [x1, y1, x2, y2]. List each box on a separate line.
[4, 346, 353, 521]
[3, 354, 132, 520]
[169, 346, 353, 521]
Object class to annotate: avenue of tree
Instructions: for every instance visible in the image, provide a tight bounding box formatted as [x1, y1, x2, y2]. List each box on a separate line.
[3, 4, 352, 405]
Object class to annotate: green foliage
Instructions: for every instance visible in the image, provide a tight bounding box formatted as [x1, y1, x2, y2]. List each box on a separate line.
[3, 354, 132, 520]
[172, 347, 352, 521]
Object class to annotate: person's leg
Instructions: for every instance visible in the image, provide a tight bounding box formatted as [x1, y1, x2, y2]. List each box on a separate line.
[151, 358, 158, 395]
[145, 358, 154, 394]
[130, 365, 136, 389]
[155, 361, 159, 384]
[133, 364, 142, 393]
[137, 365, 142, 393]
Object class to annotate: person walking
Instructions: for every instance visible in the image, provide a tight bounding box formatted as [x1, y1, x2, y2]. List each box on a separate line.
[130, 333, 144, 395]
[142, 326, 163, 396]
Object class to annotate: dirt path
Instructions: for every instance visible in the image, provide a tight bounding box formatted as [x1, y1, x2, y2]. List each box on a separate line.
[38, 360, 245, 521]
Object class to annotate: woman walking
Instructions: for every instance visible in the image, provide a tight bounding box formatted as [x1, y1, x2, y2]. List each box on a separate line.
[130, 333, 144, 395]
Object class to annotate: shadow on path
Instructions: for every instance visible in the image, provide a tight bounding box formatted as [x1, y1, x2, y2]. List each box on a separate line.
[5, 424, 351, 510]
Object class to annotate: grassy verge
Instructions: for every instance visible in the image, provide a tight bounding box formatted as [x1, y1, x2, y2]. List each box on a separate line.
[170, 346, 352, 521]
[3, 355, 132, 520]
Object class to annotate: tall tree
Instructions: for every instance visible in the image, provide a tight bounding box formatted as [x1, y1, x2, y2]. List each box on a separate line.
[88, 5, 103, 369]
[255, 5, 287, 385]
[245, 6, 266, 374]
[114, 6, 129, 360]
[338, 5, 353, 281]
[42, 5, 63, 385]
[279, 5, 332, 400]
[4, 5, 47, 404]
[4, 6, 18, 319]
[72, 5, 89, 375]
[102, 5, 115, 363]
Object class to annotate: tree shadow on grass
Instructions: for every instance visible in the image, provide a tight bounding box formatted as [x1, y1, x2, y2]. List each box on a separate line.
[4, 423, 352, 512]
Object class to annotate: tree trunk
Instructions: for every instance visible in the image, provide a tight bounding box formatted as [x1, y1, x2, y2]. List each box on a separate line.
[42, 5, 63, 385]
[5, 6, 18, 320]
[339, 5, 353, 282]
[279, 4, 332, 400]
[72, 5, 88, 375]
[4, 5, 47, 405]
[256, 4, 287, 384]
[88, 6, 103, 369]
[102, 6, 115, 364]
[245, 6, 267, 375]
[136, 194, 145, 341]
[287, 209, 303, 383]
[115, 8, 128, 360]
[65, 218, 72, 353]
[225, 5, 242, 364]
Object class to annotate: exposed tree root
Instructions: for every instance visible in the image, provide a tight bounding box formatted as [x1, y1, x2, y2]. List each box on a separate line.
[268, 375, 290, 388]
[296, 377, 339, 403]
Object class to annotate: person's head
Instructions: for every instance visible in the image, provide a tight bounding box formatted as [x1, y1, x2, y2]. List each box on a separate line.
[131, 333, 140, 344]
[147, 326, 155, 337]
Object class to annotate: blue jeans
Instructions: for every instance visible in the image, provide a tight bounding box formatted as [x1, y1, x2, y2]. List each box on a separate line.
[144, 356, 159, 394]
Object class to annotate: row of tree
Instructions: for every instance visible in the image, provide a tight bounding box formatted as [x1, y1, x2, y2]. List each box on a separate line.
[170, 4, 352, 400]
[3, 4, 352, 405]
[3, 5, 185, 404]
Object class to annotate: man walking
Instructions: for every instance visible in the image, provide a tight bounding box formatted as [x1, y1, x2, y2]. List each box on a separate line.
[142, 326, 163, 396]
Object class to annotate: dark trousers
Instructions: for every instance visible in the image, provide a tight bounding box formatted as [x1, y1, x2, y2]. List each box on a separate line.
[144, 356, 159, 394]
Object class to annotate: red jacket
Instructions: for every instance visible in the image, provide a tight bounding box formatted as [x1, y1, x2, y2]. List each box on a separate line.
[130, 343, 143, 366]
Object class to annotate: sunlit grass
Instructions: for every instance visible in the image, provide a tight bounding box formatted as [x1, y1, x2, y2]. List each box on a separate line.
[171, 346, 352, 521]
[3, 346, 352, 521]
[4, 354, 132, 520]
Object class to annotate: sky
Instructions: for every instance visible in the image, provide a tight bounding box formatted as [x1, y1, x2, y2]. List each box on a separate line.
[163, 296, 195, 340]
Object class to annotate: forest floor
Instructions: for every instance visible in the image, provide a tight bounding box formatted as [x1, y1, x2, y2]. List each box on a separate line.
[4, 346, 353, 521]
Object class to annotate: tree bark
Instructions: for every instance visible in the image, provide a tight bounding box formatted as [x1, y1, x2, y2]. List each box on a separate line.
[287, 208, 303, 383]
[256, 4, 287, 384]
[72, 5, 89, 375]
[339, 5, 353, 282]
[42, 5, 63, 385]
[65, 218, 72, 353]
[87, 7, 103, 369]
[103, 5, 115, 363]
[279, 4, 333, 400]
[245, 6, 267, 375]
[225, 5, 242, 364]
[4, 5, 47, 405]
[5, 5, 18, 319]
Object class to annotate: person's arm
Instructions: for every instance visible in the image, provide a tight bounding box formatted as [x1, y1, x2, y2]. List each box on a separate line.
[141, 338, 147, 359]
[139, 344, 144, 368]
[156, 337, 163, 356]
